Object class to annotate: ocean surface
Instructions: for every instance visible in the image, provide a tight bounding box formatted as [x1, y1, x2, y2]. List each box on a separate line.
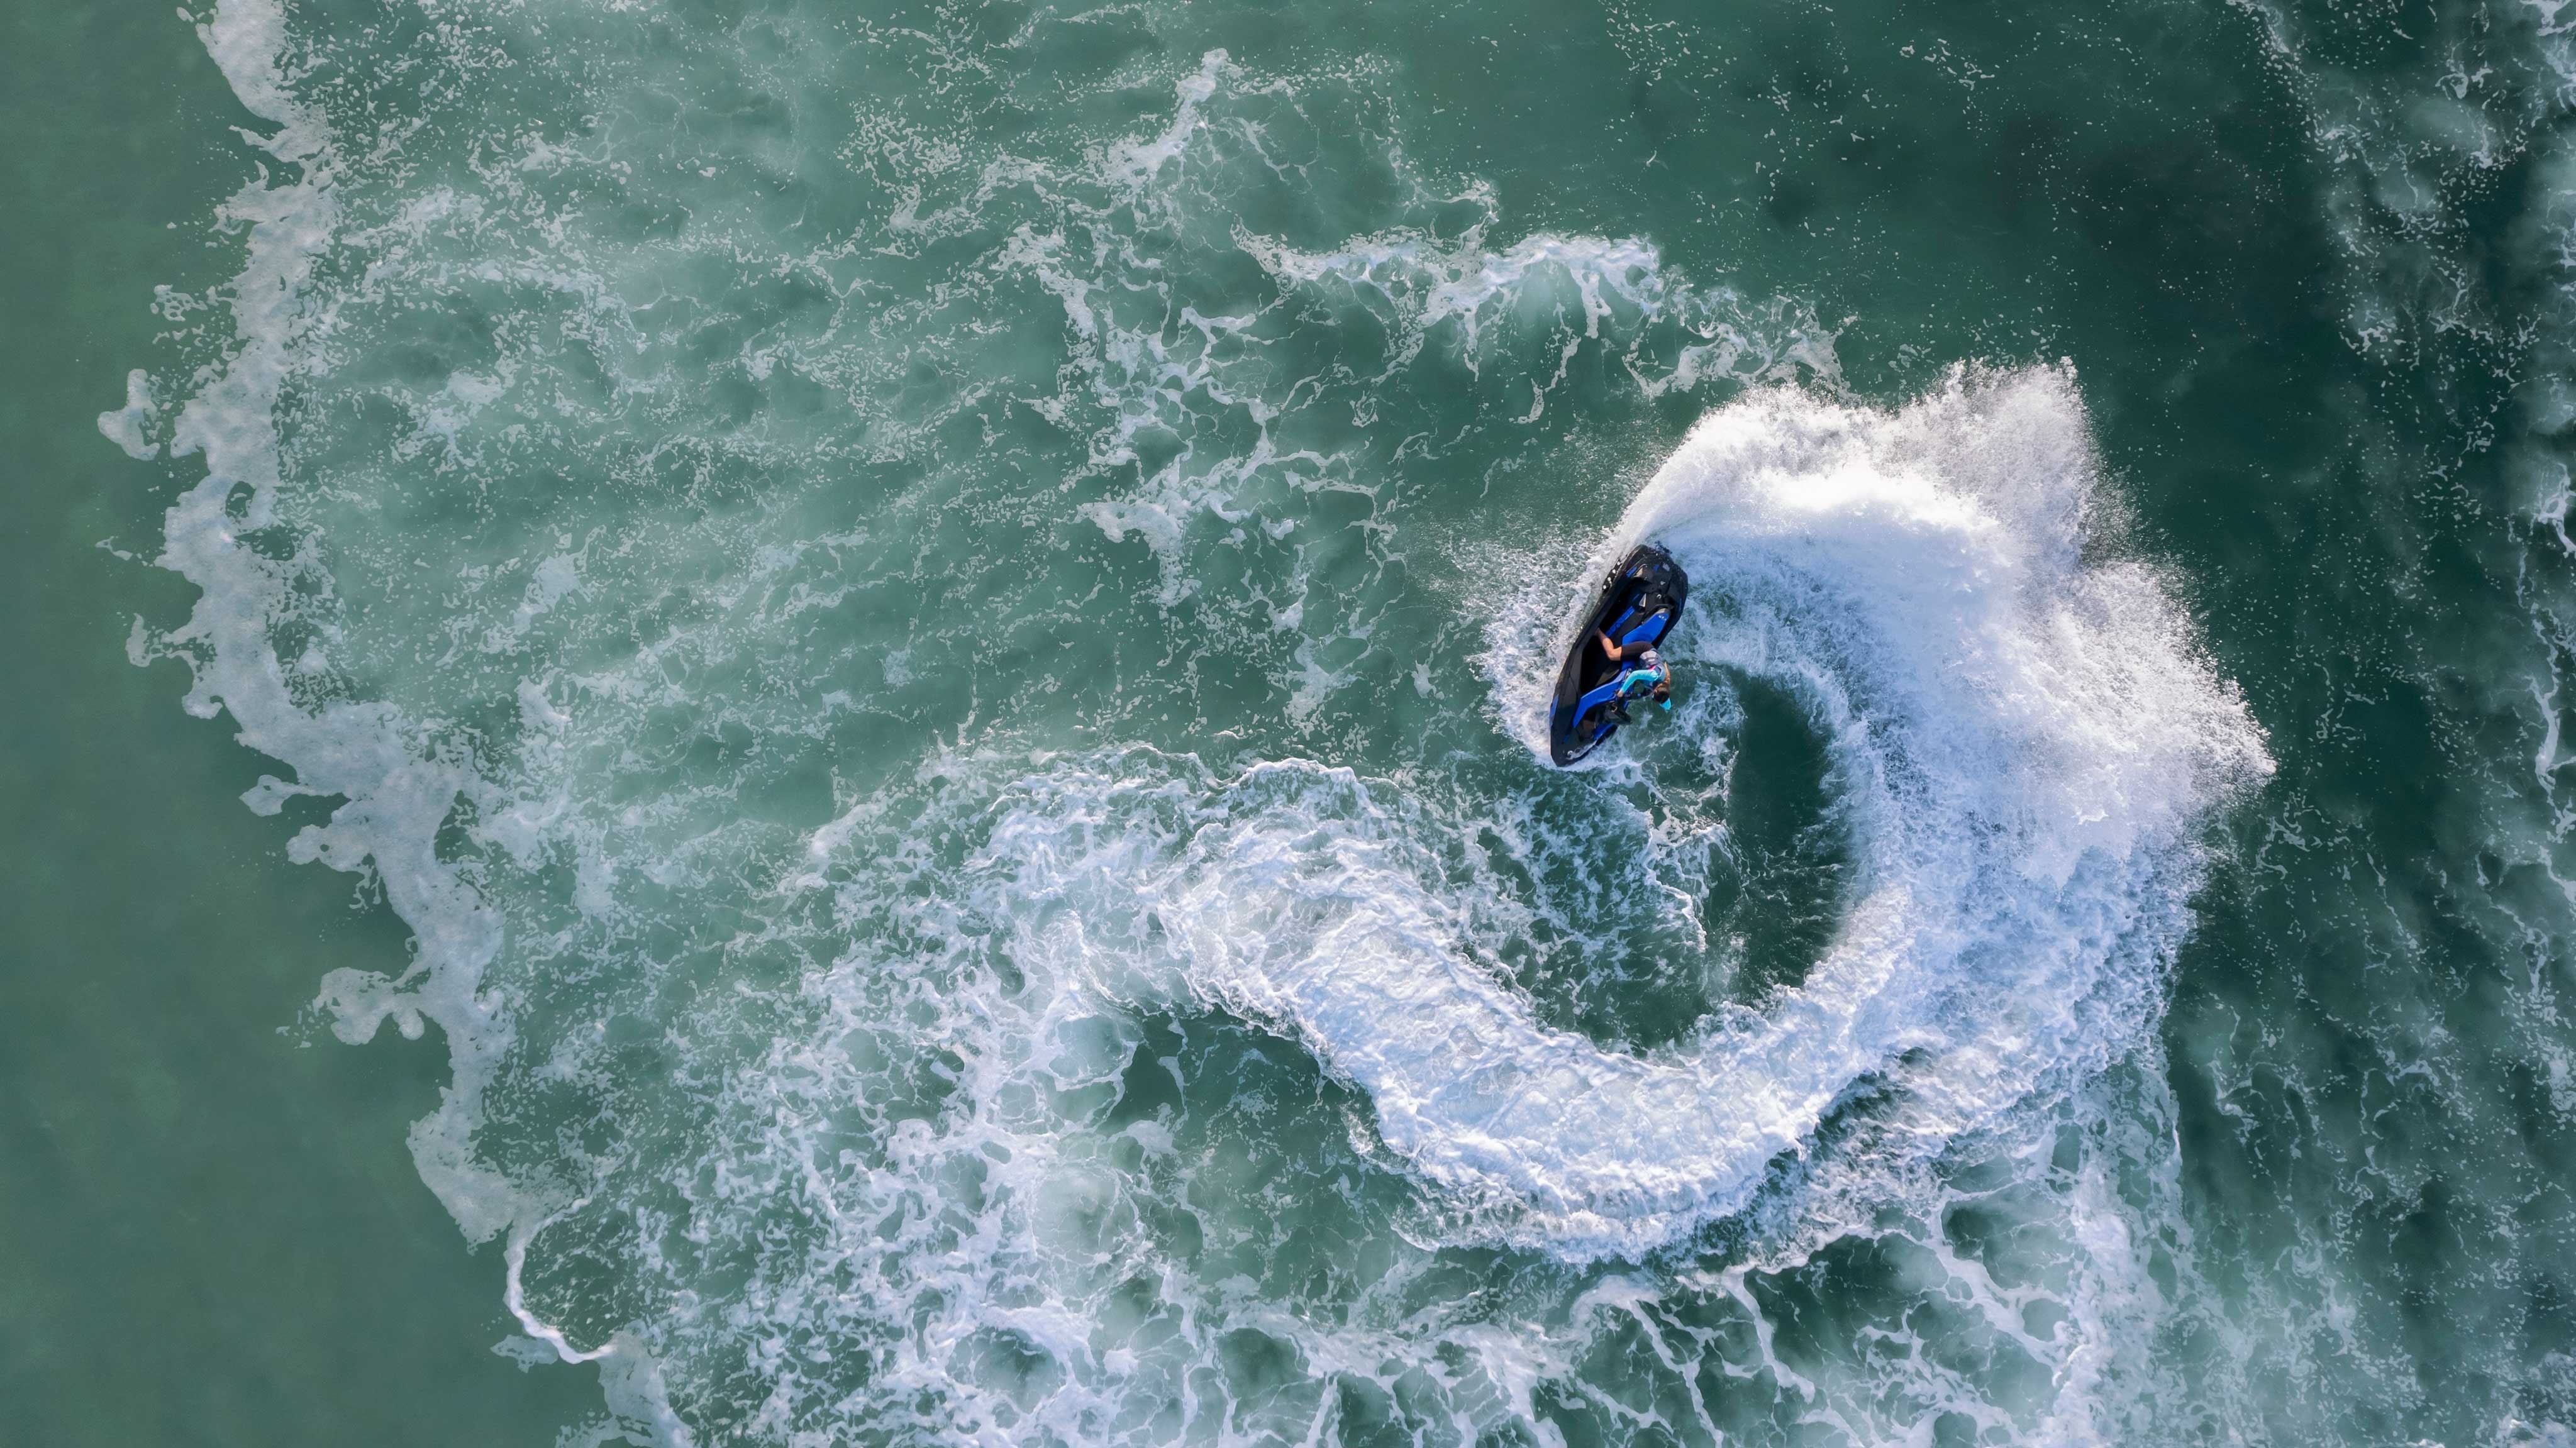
[9, 0, 2576, 1443]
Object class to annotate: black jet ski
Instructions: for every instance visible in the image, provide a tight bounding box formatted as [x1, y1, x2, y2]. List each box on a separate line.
[1548, 544, 1689, 766]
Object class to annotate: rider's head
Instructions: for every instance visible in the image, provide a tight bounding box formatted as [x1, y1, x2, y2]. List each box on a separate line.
[1638, 648, 1673, 709]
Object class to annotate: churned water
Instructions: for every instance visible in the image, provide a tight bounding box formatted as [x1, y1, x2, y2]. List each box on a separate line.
[12, 0, 2576, 1442]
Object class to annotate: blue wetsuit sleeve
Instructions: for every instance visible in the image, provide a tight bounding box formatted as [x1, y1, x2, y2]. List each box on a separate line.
[1616, 665, 1665, 699]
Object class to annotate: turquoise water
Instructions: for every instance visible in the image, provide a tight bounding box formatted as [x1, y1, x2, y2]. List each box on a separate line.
[12, 0, 2576, 1442]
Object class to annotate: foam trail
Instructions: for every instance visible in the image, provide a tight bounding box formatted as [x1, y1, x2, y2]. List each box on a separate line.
[997, 368, 2272, 1256]
[152, 0, 513, 1230]
[119, 3, 2276, 1430]
[133, 3, 687, 1428]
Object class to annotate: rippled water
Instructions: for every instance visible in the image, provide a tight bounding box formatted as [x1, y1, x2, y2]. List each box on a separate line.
[19, 0, 2576, 1442]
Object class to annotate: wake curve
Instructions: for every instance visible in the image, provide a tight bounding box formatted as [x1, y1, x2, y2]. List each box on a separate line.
[975, 368, 2270, 1257]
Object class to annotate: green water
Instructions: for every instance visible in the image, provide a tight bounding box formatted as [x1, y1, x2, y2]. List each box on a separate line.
[6, 0, 2576, 1444]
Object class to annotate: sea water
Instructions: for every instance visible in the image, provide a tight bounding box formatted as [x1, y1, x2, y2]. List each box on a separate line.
[23, 0, 2576, 1441]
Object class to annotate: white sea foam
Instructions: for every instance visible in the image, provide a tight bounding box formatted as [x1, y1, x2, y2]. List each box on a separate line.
[130, 6, 693, 1433]
[157, 0, 497, 1219]
[1012, 52, 1836, 614]
[897, 368, 2272, 1260]
[96, 368, 160, 460]
[128, 5, 2267, 1438]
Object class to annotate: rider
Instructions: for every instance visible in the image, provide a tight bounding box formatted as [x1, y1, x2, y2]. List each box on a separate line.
[1596, 629, 1673, 719]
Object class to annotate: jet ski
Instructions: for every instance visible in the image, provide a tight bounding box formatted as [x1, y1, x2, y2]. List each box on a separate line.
[1549, 544, 1689, 766]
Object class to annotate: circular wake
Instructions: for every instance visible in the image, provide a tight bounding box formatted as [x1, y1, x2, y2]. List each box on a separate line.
[117, 2, 2279, 1430]
[985, 367, 2272, 1256]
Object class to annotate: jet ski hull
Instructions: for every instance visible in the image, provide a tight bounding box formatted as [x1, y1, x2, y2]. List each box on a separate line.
[1548, 544, 1689, 766]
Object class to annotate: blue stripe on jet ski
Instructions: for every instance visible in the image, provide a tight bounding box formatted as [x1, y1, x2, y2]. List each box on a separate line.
[1619, 611, 1668, 646]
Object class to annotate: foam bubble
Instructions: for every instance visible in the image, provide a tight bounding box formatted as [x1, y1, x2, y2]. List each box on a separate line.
[96, 369, 160, 461]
